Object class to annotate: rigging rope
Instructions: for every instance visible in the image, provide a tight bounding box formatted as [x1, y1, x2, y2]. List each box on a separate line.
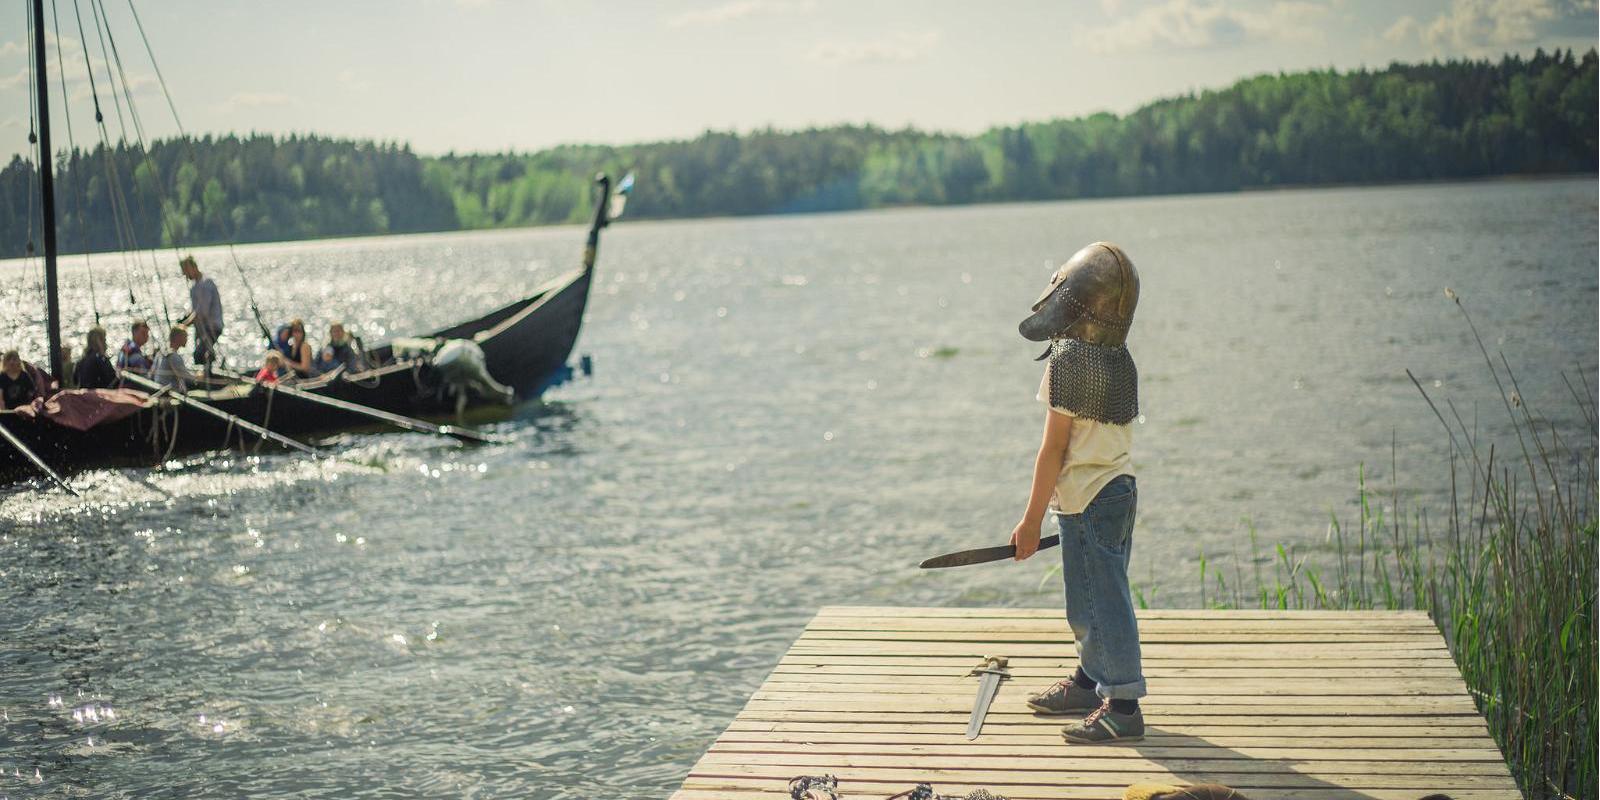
[50, 0, 101, 324]
[86, 0, 172, 324]
[71, 0, 172, 327]
[70, 0, 149, 319]
[128, 0, 274, 346]
[23, 0, 45, 310]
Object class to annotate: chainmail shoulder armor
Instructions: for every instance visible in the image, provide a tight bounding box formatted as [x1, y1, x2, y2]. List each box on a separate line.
[1045, 338, 1139, 425]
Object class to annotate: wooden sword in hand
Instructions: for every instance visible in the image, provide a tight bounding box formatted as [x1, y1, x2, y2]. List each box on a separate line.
[919, 534, 1061, 569]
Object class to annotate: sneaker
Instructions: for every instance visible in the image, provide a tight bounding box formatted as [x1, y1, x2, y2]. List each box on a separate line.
[1026, 678, 1101, 715]
[1061, 701, 1144, 744]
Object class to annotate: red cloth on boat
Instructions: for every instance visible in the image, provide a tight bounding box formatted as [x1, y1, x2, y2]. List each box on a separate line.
[11, 387, 151, 431]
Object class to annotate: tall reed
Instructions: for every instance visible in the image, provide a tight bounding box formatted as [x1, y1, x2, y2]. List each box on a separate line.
[1198, 296, 1597, 800]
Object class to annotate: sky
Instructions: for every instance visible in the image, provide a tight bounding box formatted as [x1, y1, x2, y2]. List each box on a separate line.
[2, 0, 1596, 161]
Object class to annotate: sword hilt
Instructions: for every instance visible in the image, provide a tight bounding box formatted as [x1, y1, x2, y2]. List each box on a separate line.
[967, 655, 1009, 676]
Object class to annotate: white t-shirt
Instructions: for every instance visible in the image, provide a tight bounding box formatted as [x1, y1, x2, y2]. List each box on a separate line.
[1037, 368, 1135, 515]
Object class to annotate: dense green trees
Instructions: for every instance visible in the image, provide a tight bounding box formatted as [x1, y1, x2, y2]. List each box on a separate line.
[3, 50, 1593, 258]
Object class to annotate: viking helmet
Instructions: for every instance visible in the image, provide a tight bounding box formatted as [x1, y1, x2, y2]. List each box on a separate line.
[1021, 242, 1141, 425]
[1019, 241, 1139, 346]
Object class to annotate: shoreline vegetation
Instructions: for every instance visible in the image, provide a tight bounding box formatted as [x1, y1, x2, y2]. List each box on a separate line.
[1185, 298, 1597, 800]
[4, 50, 1596, 260]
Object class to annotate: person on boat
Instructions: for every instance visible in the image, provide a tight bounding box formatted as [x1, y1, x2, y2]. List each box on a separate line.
[117, 319, 155, 374]
[151, 326, 199, 391]
[1010, 242, 1147, 745]
[282, 318, 316, 377]
[314, 322, 366, 375]
[0, 350, 38, 409]
[179, 255, 224, 369]
[73, 327, 119, 390]
[271, 323, 295, 360]
[254, 351, 288, 384]
[59, 344, 77, 389]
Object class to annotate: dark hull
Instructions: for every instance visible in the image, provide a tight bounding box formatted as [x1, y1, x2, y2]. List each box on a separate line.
[1, 266, 594, 484]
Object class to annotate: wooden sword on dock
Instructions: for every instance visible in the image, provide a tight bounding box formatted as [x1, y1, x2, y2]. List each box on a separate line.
[919, 534, 1060, 569]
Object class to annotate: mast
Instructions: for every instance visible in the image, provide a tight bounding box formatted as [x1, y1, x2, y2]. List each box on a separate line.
[31, 0, 64, 380]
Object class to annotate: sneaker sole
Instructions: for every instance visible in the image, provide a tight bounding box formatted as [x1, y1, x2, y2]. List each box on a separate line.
[1026, 700, 1100, 716]
[1061, 732, 1144, 745]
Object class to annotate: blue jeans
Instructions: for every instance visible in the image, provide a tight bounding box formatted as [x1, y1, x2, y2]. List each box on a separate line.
[1054, 474, 1146, 700]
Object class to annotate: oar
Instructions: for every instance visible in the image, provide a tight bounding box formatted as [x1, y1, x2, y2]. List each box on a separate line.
[0, 415, 81, 496]
[244, 377, 498, 444]
[121, 373, 317, 456]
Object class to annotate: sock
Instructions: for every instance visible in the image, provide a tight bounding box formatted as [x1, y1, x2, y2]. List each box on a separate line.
[1109, 698, 1139, 714]
[1071, 667, 1096, 690]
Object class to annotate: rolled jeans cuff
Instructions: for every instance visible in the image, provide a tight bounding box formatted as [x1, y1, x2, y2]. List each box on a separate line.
[1096, 677, 1147, 700]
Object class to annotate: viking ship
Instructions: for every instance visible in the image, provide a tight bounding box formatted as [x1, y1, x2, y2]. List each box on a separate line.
[0, 0, 628, 487]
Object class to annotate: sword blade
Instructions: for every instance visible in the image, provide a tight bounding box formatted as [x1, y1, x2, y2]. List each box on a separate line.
[920, 534, 1060, 569]
[966, 672, 1003, 739]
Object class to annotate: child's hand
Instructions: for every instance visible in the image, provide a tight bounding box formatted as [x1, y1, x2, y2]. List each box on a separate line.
[1011, 519, 1041, 561]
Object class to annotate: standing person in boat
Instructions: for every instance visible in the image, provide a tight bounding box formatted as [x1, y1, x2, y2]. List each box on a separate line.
[314, 321, 366, 374]
[179, 255, 224, 371]
[152, 326, 199, 391]
[282, 319, 316, 377]
[0, 350, 38, 409]
[117, 319, 156, 374]
[74, 327, 119, 390]
[1009, 241, 1147, 745]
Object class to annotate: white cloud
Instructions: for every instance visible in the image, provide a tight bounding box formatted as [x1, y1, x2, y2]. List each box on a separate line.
[1080, 0, 1331, 53]
[0, 41, 25, 58]
[667, 0, 815, 28]
[807, 30, 941, 65]
[215, 91, 296, 114]
[1382, 15, 1420, 44]
[1384, 0, 1567, 52]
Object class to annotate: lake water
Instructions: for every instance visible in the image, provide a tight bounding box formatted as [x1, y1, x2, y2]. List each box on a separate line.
[1, 177, 1595, 797]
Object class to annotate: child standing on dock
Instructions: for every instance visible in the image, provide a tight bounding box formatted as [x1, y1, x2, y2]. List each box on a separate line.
[1009, 241, 1146, 744]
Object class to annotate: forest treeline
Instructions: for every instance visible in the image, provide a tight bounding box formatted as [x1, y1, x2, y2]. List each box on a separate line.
[2, 50, 1594, 258]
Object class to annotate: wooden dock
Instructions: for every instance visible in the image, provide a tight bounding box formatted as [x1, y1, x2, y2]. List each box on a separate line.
[673, 606, 1520, 800]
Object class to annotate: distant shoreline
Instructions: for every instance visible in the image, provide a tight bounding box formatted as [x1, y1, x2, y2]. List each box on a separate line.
[3, 171, 1591, 266]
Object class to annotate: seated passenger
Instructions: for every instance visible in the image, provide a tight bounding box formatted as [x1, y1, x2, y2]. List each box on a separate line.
[73, 326, 119, 390]
[117, 319, 155, 374]
[314, 322, 367, 374]
[271, 323, 294, 359]
[283, 318, 315, 377]
[254, 351, 288, 384]
[0, 350, 37, 409]
[59, 344, 77, 389]
[151, 326, 198, 391]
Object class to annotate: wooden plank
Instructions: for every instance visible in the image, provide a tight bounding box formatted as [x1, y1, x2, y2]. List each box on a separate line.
[732, 713, 1478, 732]
[806, 617, 1442, 633]
[683, 763, 1519, 791]
[708, 741, 1508, 762]
[789, 639, 1451, 654]
[758, 677, 1472, 696]
[713, 732, 1502, 751]
[694, 750, 1512, 775]
[799, 630, 1445, 644]
[817, 606, 1434, 620]
[773, 659, 1469, 677]
[673, 786, 1520, 800]
[721, 720, 1495, 737]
